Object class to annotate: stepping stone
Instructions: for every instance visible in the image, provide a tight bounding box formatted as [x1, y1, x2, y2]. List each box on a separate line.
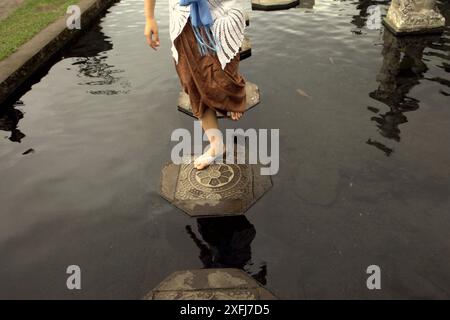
[245, 11, 250, 26]
[251, 0, 299, 11]
[144, 268, 276, 300]
[177, 81, 260, 119]
[240, 36, 252, 60]
[160, 153, 272, 217]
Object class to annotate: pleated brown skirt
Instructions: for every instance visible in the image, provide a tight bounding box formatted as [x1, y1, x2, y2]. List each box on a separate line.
[174, 20, 246, 119]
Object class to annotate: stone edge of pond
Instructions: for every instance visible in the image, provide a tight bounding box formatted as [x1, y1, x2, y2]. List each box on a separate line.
[0, 0, 119, 105]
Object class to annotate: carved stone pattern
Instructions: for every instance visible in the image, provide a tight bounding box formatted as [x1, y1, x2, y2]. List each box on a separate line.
[175, 162, 252, 200]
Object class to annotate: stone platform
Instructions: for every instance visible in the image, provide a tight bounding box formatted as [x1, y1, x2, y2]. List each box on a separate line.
[144, 268, 276, 300]
[177, 81, 260, 119]
[160, 153, 272, 217]
[240, 37, 252, 60]
[252, 0, 299, 11]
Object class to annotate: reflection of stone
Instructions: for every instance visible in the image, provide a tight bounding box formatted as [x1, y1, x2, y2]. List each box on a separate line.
[299, 0, 314, 9]
[186, 216, 267, 285]
[351, 1, 387, 32]
[384, 0, 445, 34]
[240, 36, 252, 61]
[252, 0, 299, 11]
[144, 268, 276, 300]
[367, 29, 439, 155]
[177, 81, 261, 119]
[160, 154, 272, 217]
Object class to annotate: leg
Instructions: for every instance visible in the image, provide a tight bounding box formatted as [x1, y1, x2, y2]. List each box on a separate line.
[194, 108, 225, 170]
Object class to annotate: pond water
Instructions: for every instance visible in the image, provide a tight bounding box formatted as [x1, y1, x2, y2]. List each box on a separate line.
[0, 0, 449, 299]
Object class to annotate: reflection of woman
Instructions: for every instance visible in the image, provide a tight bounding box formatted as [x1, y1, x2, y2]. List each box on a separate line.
[186, 216, 267, 285]
[144, 0, 247, 170]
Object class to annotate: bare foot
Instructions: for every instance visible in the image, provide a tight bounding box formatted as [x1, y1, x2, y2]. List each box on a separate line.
[194, 142, 225, 170]
[230, 112, 243, 121]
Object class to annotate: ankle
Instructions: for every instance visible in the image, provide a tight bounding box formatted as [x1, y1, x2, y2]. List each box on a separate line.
[209, 141, 224, 155]
[210, 138, 223, 148]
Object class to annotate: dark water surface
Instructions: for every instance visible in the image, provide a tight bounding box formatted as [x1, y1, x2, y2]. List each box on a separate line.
[1, 0, 450, 299]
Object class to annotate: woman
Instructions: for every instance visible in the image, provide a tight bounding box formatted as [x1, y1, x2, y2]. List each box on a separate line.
[144, 0, 247, 170]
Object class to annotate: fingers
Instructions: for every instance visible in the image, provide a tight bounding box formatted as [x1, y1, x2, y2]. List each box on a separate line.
[145, 27, 160, 50]
[150, 30, 160, 50]
[145, 33, 152, 46]
[153, 31, 160, 46]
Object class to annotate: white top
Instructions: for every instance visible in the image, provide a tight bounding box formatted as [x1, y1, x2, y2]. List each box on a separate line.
[169, 0, 246, 70]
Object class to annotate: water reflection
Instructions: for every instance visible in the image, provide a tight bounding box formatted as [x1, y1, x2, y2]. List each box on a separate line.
[367, 29, 441, 156]
[349, 0, 389, 30]
[299, 0, 315, 9]
[0, 100, 25, 142]
[64, 25, 130, 95]
[186, 216, 267, 285]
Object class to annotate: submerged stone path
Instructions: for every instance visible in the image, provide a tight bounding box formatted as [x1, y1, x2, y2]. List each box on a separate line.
[145, 268, 276, 300]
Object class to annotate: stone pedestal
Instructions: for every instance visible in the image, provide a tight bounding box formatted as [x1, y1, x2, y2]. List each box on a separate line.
[178, 81, 260, 119]
[384, 0, 445, 34]
[252, 0, 299, 11]
[144, 268, 276, 300]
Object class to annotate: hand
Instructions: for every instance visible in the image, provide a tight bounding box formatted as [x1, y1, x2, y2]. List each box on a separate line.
[144, 18, 160, 50]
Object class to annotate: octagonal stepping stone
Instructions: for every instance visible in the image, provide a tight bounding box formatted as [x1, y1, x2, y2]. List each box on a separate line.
[177, 81, 260, 119]
[160, 154, 272, 217]
[252, 0, 299, 11]
[144, 268, 276, 300]
[240, 37, 252, 60]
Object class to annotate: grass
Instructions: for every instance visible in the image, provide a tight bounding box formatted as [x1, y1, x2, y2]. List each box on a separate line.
[0, 0, 76, 61]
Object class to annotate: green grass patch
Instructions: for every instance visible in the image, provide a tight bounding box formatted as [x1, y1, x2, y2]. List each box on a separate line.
[0, 0, 76, 61]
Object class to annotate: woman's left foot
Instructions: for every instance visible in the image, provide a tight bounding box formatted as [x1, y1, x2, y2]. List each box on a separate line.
[230, 112, 243, 121]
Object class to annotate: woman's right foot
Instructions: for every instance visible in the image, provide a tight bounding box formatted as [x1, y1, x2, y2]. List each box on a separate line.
[230, 112, 243, 121]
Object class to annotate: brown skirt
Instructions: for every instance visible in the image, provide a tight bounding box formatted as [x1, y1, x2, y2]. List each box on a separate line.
[174, 20, 246, 119]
